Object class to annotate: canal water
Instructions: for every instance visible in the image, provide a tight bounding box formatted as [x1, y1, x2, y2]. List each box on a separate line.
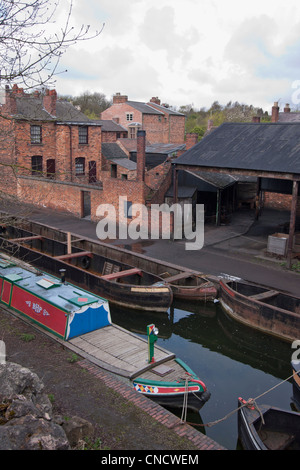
[110, 300, 294, 450]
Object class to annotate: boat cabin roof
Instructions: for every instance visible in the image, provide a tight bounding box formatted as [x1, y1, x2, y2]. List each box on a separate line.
[0, 256, 107, 313]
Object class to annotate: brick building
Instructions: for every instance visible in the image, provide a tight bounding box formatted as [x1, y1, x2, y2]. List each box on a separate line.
[0, 85, 177, 236]
[101, 93, 186, 145]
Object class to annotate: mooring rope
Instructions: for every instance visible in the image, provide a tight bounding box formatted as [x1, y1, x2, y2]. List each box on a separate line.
[180, 370, 299, 428]
[180, 377, 189, 423]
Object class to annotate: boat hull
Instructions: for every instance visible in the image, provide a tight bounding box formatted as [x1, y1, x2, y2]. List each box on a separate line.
[133, 379, 210, 411]
[219, 278, 300, 342]
[132, 358, 210, 412]
[170, 282, 217, 301]
[0, 238, 172, 312]
[238, 398, 300, 450]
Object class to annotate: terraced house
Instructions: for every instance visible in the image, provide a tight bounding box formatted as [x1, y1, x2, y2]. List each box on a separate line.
[0, 85, 180, 234]
[101, 93, 186, 145]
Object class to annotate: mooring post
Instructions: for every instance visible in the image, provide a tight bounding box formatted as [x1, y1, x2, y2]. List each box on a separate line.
[147, 324, 158, 363]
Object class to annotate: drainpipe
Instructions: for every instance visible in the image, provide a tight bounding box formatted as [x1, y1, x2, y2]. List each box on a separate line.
[68, 125, 73, 182]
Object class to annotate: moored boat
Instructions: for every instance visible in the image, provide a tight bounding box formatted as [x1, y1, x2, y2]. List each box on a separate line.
[0, 255, 110, 341]
[0, 230, 173, 312]
[219, 278, 300, 342]
[238, 397, 300, 450]
[161, 271, 218, 301]
[0, 254, 210, 412]
[132, 358, 210, 411]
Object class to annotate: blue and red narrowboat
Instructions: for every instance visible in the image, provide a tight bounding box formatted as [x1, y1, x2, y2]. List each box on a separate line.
[0, 254, 210, 412]
[0, 256, 110, 340]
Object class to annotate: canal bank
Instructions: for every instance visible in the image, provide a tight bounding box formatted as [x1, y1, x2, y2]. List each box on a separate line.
[0, 305, 225, 451]
[1, 202, 299, 450]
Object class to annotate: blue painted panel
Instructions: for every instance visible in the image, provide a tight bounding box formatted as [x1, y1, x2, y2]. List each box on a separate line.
[66, 301, 111, 339]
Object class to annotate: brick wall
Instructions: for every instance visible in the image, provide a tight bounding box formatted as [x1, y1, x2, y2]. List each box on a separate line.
[264, 191, 300, 216]
[17, 176, 103, 219]
[101, 103, 143, 132]
[101, 98, 185, 144]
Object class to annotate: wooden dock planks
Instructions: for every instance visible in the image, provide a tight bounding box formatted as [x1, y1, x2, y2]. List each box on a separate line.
[69, 324, 174, 377]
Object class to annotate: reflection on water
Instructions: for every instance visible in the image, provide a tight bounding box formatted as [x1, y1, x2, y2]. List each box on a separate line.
[110, 300, 294, 450]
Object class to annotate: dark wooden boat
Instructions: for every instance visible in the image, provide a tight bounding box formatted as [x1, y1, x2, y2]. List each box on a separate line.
[291, 360, 300, 411]
[160, 271, 218, 301]
[219, 278, 300, 342]
[0, 230, 173, 312]
[238, 397, 300, 450]
[0, 254, 210, 411]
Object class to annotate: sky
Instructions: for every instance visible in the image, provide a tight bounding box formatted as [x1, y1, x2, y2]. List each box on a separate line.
[54, 0, 300, 113]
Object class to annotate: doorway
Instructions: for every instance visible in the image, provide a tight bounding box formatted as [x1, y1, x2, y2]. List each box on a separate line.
[81, 191, 91, 219]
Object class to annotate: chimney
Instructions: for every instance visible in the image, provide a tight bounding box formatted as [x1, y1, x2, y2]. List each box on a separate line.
[271, 101, 279, 122]
[207, 119, 214, 131]
[113, 92, 128, 104]
[149, 97, 161, 105]
[43, 89, 57, 116]
[284, 103, 291, 113]
[4, 85, 17, 115]
[252, 116, 261, 123]
[137, 130, 146, 182]
[185, 133, 198, 150]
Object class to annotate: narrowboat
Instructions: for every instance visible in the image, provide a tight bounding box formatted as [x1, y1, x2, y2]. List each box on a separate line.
[132, 358, 211, 411]
[0, 254, 210, 412]
[0, 255, 111, 341]
[219, 278, 300, 342]
[291, 360, 300, 411]
[238, 397, 300, 450]
[0, 230, 173, 312]
[161, 271, 218, 301]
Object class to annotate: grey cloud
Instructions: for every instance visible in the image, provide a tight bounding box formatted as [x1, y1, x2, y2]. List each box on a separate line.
[139, 6, 200, 66]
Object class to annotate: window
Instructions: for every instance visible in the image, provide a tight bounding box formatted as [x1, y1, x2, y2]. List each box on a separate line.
[129, 125, 141, 139]
[31, 156, 43, 176]
[79, 126, 88, 144]
[111, 164, 117, 178]
[30, 125, 42, 144]
[75, 157, 85, 175]
[46, 159, 55, 178]
[126, 113, 133, 121]
[124, 200, 132, 219]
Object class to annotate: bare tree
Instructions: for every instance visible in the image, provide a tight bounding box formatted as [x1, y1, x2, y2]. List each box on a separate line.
[0, 0, 104, 90]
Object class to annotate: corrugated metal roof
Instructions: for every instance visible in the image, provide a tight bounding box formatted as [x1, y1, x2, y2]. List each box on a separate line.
[175, 122, 300, 175]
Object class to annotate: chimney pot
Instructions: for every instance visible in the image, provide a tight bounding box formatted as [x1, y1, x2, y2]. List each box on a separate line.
[284, 103, 291, 113]
[149, 97, 161, 105]
[113, 93, 128, 104]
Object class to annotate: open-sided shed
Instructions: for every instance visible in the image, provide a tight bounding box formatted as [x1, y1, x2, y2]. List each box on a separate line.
[173, 122, 300, 266]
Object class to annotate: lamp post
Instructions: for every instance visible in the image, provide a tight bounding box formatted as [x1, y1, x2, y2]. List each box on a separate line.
[147, 324, 159, 363]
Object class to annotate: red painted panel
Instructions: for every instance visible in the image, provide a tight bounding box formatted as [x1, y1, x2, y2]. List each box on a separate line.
[11, 285, 67, 338]
[1, 281, 12, 305]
